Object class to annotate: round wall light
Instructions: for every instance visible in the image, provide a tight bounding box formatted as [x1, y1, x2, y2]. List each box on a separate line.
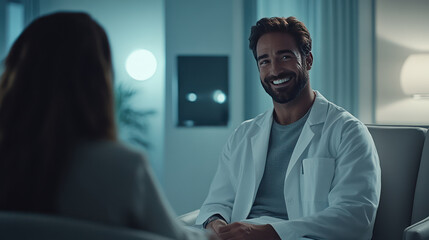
[126, 49, 157, 81]
[213, 90, 227, 104]
[186, 92, 198, 102]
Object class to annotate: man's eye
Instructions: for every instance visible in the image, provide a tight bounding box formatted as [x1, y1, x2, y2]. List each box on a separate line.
[259, 60, 268, 66]
[282, 55, 291, 60]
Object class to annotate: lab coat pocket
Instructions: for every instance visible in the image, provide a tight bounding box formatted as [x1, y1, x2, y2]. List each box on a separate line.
[300, 157, 335, 205]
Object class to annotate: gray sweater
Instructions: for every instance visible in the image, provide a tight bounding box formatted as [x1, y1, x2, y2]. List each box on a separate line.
[57, 140, 206, 240]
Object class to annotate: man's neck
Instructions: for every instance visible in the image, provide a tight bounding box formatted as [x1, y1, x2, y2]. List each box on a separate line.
[273, 86, 315, 125]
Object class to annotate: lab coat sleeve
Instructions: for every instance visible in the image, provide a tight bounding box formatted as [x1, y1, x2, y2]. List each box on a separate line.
[196, 132, 238, 226]
[270, 121, 381, 240]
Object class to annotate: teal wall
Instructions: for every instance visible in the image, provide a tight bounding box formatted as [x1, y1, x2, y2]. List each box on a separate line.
[0, 0, 8, 61]
[164, 0, 245, 215]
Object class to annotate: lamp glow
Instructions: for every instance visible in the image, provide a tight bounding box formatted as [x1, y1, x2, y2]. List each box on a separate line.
[126, 49, 157, 81]
[213, 90, 226, 104]
[186, 93, 198, 102]
[400, 54, 429, 99]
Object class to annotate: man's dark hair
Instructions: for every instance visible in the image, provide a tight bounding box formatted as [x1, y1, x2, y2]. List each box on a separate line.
[249, 16, 312, 60]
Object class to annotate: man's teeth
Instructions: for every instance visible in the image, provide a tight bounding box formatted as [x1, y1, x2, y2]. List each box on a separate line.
[273, 78, 290, 85]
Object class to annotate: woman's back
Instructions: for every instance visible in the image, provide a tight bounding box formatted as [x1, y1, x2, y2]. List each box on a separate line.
[58, 140, 202, 239]
[58, 141, 146, 227]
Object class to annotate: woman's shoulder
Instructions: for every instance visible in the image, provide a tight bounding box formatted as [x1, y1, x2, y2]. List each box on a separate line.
[71, 140, 149, 175]
[57, 140, 149, 226]
[77, 140, 145, 159]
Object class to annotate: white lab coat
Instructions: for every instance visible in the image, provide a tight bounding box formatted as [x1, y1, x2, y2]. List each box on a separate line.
[197, 92, 381, 240]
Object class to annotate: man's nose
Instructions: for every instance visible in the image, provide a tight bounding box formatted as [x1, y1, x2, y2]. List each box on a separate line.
[270, 60, 283, 76]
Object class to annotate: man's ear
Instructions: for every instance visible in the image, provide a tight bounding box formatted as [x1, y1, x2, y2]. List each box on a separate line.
[306, 52, 313, 70]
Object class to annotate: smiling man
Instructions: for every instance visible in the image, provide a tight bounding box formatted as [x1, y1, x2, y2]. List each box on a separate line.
[196, 17, 381, 240]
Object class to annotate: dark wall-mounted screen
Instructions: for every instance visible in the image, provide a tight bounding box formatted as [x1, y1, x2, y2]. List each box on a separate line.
[177, 56, 229, 127]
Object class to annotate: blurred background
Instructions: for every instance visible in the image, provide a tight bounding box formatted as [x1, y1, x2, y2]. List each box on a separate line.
[0, 0, 428, 216]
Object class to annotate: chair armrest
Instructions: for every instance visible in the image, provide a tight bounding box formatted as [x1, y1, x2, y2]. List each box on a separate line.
[404, 216, 429, 240]
[178, 209, 200, 226]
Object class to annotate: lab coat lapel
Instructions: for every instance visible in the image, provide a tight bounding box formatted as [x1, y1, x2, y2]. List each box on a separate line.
[286, 123, 314, 179]
[250, 110, 273, 199]
[285, 91, 328, 180]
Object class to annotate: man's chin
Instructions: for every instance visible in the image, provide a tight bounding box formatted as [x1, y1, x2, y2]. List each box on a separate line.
[263, 84, 300, 104]
[269, 91, 298, 104]
[272, 84, 308, 104]
[272, 97, 294, 104]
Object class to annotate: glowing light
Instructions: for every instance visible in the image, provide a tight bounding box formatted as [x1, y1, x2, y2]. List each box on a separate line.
[400, 54, 429, 98]
[126, 49, 157, 81]
[186, 93, 198, 102]
[213, 90, 226, 104]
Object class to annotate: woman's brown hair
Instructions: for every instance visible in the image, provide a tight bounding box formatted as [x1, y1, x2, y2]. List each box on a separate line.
[0, 12, 117, 212]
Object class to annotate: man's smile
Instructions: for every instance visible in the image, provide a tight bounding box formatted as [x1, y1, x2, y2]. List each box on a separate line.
[271, 77, 292, 88]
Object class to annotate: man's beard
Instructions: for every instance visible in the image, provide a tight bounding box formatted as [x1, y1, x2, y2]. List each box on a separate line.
[261, 67, 309, 104]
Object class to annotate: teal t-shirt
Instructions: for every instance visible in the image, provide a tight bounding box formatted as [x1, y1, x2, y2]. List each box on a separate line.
[248, 111, 309, 220]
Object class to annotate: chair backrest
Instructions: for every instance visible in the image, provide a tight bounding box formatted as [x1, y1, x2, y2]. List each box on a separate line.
[367, 126, 427, 240]
[412, 129, 429, 224]
[0, 211, 174, 240]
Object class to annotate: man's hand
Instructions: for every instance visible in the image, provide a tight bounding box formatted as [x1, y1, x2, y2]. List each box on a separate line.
[215, 222, 280, 240]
